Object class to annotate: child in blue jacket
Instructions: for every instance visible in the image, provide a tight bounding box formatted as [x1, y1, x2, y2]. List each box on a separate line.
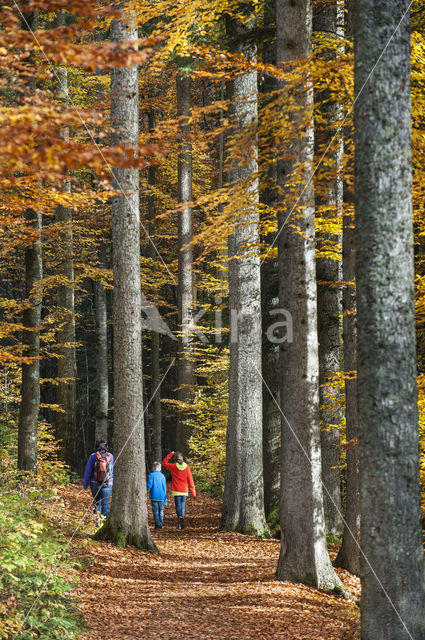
[146, 461, 167, 529]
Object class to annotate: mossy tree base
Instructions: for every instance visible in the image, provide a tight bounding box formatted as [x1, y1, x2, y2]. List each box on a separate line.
[93, 518, 158, 553]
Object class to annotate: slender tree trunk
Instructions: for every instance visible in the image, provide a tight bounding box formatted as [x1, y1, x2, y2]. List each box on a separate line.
[216, 81, 228, 297]
[147, 110, 162, 463]
[221, 11, 269, 537]
[176, 74, 195, 455]
[18, 208, 42, 472]
[53, 12, 77, 468]
[334, 184, 360, 574]
[313, 0, 344, 538]
[334, 0, 360, 574]
[354, 1, 425, 636]
[95, 9, 156, 550]
[275, 0, 342, 590]
[260, 0, 280, 518]
[17, 9, 41, 474]
[94, 243, 109, 443]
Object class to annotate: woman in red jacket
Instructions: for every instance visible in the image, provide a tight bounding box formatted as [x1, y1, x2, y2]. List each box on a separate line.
[162, 451, 196, 529]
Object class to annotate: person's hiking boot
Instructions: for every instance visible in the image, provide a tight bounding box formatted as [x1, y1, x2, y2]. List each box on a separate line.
[177, 516, 183, 530]
[154, 524, 159, 529]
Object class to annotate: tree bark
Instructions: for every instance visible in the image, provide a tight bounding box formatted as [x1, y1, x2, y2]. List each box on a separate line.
[354, 0, 425, 636]
[17, 9, 42, 474]
[18, 208, 42, 472]
[95, 9, 156, 550]
[53, 11, 77, 469]
[176, 74, 195, 455]
[334, 0, 360, 575]
[313, 0, 344, 538]
[221, 11, 269, 537]
[334, 185, 360, 574]
[147, 110, 162, 463]
[94, 243, 109, 443]
[275, 0, 342, 590]
[260, 0, 280, 518]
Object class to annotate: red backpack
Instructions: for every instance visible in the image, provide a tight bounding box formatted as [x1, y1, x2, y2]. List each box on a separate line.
[94, 450, 111, 485]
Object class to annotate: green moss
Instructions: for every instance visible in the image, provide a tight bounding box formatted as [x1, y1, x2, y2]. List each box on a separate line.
[93, 520, 158, 553]
[304, 572, 316, 587]
[114, 529, 127, 548]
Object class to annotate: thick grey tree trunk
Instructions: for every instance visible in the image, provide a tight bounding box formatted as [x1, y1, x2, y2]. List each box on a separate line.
[94, 243, 109, 443]
[313, 0, 344, 538]
[18, 208, 42, 472]
[96, 10, 155, 550]
[17, 9, 41, 474]
[275, 0, 342, 590]
[176, 74, 195, 455]
[147, 110, 162, 462]
[354, 1, 425, 636]
[221, 13, 269, 537]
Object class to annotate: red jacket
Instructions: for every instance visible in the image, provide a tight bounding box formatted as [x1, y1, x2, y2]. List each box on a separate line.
[162, 452, 196, 497]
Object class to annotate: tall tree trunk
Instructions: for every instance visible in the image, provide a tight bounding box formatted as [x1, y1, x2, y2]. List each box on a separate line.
[313, 0, 344, 538]
[334, 182, 360, 574]
[147, 110, 162, 463]
[260, 0, 280, 518]
[54, 12, 77, 468]
[94, 243, 109, 443]
[17, 8, 41, 474]
[354, 0, 425, 636]
[18, 209, 42, 472]
[221, 10, 269, 537]
[275, 0, 342, 590]
[176, 74, 195, 455]
[95, 9, 155, 550]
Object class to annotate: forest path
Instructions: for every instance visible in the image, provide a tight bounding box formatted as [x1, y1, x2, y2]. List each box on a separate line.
[61, 485, 360, 640]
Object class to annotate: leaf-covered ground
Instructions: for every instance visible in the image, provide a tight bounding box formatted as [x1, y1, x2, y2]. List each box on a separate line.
[60, 485, 360, 640]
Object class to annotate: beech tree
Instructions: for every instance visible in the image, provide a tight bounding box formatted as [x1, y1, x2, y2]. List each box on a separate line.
[96, 7, 155, 549]
[221, 8, 269, 536]
[17, 9, 42, 474]
[335, 154, 360, 574]
[260, 0, 281, 518]
[275, 0, 342, 590]
[54, 14, 77, 465]
[313, 0, 343, 538]
[334, 0, 360, 575]
[176, 72, 195, 454]
[94, 243, 109, 443]
[146, 109, 162, 463]
[354, 0, 425, 635]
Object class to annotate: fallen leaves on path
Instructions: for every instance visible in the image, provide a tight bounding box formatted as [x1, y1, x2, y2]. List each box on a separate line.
[59, 485, 360, 640]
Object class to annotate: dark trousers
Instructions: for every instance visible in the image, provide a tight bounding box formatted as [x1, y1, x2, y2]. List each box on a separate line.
[90, 483, 112, 517]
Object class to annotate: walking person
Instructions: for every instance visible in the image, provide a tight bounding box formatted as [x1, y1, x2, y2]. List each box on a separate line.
[147, 461, 167, 529]
[83, 439, 113, 520]
[162, 451, 196, 529]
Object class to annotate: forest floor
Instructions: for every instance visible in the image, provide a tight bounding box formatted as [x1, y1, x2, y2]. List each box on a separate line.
[58, 484, 361, 640]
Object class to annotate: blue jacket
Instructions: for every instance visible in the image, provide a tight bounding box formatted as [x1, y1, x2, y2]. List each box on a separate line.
[83, 450, 114, 489]
[146, 470, 167, 504]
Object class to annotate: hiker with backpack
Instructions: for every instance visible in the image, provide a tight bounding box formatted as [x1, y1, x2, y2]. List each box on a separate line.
[162, 451, 196, 530]
[83, 439, 113, 518]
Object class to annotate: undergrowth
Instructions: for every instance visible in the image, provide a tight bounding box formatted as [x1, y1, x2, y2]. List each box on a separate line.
[0, 420, 83, 640]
